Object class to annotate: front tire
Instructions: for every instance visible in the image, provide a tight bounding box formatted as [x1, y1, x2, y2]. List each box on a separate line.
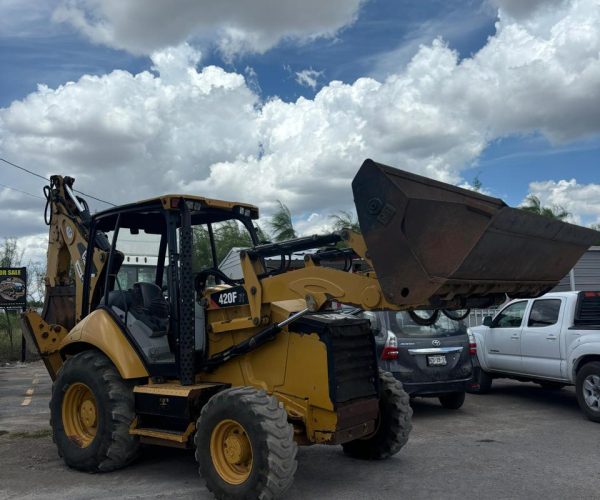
[342, 370, 412, 460]
[576, 361, 600, 423]
[50, 350, 139, 472]
[195, 387, 297, 499]
[438, 391, 466, 409]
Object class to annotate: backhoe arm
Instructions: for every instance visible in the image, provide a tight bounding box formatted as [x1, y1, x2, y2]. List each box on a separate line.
[42, 176, 110, 328]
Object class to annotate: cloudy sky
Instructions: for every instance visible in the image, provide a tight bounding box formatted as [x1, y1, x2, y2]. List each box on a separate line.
[1, 0, 600, 262]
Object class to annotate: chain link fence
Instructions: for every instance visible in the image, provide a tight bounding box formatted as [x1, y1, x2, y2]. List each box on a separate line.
[465, 308, 499, 328]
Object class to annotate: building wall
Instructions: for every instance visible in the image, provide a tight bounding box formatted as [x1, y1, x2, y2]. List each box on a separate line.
[552, 246, 600, 292]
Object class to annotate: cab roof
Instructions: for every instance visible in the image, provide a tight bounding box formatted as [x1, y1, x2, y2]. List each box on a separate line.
[93, 194, 259, 233]
[95, 194, 259, 218]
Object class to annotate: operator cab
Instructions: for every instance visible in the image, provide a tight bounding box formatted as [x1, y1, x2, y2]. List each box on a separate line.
[83, 195, 260, 378]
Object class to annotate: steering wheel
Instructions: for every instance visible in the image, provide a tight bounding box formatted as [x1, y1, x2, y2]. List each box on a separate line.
[194, 268, 240, 291]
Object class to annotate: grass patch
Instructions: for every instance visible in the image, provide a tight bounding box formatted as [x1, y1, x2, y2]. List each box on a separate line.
[0, 325, 23, 362]
[0, 326, 39, 363]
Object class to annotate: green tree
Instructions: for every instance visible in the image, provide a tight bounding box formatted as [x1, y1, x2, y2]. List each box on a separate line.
[329, 210, 361, 233]
[0, 237, 23, 267]
[471, 175, 483, 192]
[253, 223, 270, 244]
[269, 201, 296, 242]
[520, 195, 571, 220]
[213, 220, 254, 262]
[191, 220, 268, 271]
[192, 225, 212, 271]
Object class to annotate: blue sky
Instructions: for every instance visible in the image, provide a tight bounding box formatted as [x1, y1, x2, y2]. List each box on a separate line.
[1, 0, 497, 105]
[1, 0, 600, 253]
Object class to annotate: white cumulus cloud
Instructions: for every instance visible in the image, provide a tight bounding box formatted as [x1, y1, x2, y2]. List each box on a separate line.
[51, 0, 364, 58]
[1, 0, 600, 246]
[295, 69, 323, 89]
[526, 178, 600, 226]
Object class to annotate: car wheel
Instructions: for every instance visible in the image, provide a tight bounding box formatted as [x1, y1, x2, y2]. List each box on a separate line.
[466, 367, 493, 394]
[576, 361, 600, 423]
[438, 391, 466, 409]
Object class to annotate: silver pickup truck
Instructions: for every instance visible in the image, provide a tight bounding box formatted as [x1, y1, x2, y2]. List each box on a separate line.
[468, 291, 600, 422]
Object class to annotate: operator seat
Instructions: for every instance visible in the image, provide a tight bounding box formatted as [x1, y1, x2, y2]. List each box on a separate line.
[100, 290, 133, 310]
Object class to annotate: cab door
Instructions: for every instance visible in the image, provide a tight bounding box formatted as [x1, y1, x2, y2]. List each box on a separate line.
[486, 300, 529, 373]
[520, 298, 564, 379]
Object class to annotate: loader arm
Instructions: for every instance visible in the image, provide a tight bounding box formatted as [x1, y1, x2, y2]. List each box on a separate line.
[234, 159, 599, 327]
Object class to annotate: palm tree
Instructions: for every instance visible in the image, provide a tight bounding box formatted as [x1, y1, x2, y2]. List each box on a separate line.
[269, 201, 296, 241]
[329, 210, 361, 233]
[521, 195, 571, 221]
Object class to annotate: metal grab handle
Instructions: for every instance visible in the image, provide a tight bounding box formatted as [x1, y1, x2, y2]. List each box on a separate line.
[407, 347, 463, 355]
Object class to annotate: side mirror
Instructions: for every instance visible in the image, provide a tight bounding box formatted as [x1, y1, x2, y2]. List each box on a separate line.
[482, 316, 493, 327]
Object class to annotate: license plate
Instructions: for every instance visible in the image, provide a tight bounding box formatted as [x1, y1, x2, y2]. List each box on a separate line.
[427, 354, 447, 366]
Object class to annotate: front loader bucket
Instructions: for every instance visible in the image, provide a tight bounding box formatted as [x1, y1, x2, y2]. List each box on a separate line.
[352, 159, 600, 309]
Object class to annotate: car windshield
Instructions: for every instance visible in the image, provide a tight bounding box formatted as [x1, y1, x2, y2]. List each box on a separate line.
[386, 311, 466, 338]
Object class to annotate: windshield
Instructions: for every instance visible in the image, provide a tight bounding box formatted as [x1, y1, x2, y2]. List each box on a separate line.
[386, 311, 466, 338]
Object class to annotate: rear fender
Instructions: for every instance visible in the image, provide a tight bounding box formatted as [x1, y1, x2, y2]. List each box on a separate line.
[469, 328, 492, 371]
[60, 309, 148, 379]
[570, 341, 600, 382]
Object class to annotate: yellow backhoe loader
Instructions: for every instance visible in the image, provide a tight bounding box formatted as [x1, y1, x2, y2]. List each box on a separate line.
[21, 159, 597, 498]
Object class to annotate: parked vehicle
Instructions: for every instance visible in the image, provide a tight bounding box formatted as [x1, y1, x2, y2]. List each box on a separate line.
[360, 310, 473, 409]
[468, 291, 600, 422]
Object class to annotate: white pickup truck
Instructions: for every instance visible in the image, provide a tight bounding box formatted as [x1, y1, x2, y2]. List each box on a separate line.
[468, 291, 600, 422]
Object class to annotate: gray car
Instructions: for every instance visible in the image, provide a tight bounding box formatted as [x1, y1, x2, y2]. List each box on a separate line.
[361, 310, 474, 409]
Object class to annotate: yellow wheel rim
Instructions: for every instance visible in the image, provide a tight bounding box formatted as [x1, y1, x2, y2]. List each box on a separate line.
[62, 382, 98, 448]
[210, 419, 253, 485]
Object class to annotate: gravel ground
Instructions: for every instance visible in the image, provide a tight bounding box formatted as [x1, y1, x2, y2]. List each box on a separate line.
[1, 361, 599, 499]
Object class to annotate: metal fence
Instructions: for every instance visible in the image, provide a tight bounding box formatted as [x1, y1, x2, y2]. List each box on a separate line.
[465, 308, 499, 328]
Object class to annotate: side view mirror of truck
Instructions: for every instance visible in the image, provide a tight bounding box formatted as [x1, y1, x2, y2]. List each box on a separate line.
[482, 316, 493, 327]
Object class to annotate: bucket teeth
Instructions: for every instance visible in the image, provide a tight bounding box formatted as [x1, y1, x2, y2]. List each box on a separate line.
[353, 159, 599, 309]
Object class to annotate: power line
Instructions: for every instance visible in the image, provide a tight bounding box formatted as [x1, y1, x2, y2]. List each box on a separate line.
[0, 157, 49, 181]
[0, 157, 116, 207]
[0, 182, 45, 200]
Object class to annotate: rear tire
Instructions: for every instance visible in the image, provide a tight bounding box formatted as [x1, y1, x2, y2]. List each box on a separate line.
[576, 361, 600, 423]
[342, 370, 412, 460]
[195, 387, 297, 499]
[50, 350, 139, 472]
[466, 367, 493, 394]
[438, 391, 466, 409]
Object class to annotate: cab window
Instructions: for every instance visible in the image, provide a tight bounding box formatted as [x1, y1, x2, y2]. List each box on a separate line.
[493, 301, 527, 328]
[527, 299, 561, 327]
[387, 311, 466, 338]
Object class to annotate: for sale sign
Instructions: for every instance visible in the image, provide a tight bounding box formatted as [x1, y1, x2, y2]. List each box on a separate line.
[0, 267, 27, 309]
